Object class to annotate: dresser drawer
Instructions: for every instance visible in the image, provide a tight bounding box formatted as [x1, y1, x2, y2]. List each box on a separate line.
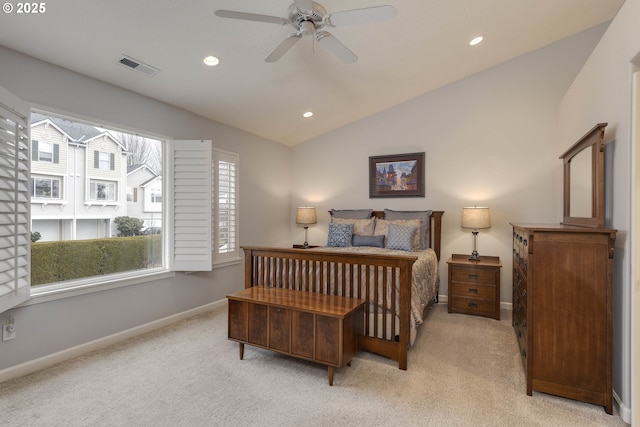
[450, 282, 496, 300]
[450, 296, 496, 316]
[451, 267, 497, 285]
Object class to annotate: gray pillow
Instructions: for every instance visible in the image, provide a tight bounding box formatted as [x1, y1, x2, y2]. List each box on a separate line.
[352, 234, 385, 248]
[385, 223, 417, 251]
[327, 223, 354, 247]
[384, 209, 432, 250]
[330, 209, 373, 219]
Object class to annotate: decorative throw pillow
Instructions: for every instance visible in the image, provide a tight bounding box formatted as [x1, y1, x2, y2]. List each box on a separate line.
[352, 234, 385, 248]
[331, 218, 375, 236]
[384, 209, 432, 250]
[330, 209, 373, 219]
[374, 218, 421, 250]
[386, 223, 418, 251]
[327, 223, 354, 247]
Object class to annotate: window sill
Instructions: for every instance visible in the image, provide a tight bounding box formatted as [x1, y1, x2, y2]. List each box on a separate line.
[24, 269, 176, 306]
[213, 257, 242, 269]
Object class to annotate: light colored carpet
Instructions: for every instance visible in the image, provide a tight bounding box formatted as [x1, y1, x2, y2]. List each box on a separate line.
[0, 303, 629, 426]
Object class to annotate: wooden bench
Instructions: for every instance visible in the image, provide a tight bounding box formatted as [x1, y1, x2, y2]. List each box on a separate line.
[227, 287, 365, 385]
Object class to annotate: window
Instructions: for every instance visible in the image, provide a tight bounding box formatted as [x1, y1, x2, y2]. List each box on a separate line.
[151, 191, 162, 203]
[89, 180, 117, 201]
[94, 150, 114, 170]
[126, 186, 137, 202]
[32, 140, 59, 163]
[39, 141, 53, 162]
[28, 111, 165, 288]
[31, 176, 61, 199]
[1, 88, 219, 314]
[212, 149, 239, 264]
[99, 151, 110, 169]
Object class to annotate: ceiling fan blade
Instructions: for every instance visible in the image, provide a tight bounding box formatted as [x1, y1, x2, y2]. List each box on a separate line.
[315, 31, 357, 64]
[294, 0, 314, 13]
[325, 5, 396, 27]
[214, 10, 289, 26]
[265, 34, 302, 63]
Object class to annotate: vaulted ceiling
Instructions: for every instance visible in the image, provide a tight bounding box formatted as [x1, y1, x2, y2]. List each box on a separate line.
[0, 0, 625, 145]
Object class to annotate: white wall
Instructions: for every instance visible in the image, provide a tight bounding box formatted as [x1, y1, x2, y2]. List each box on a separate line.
[0, 46, 292, 372]
[556, 0, 640, 421]
[292, 24, 608, 306]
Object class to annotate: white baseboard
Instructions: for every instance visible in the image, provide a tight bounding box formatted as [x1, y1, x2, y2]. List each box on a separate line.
[0, 299, 227, 384]
[613, 389, 631, 423]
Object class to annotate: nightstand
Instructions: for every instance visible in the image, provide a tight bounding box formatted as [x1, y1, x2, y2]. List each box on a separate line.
[447, 254, 502, 320]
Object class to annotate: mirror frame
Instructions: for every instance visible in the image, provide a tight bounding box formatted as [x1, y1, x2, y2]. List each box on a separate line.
[559, 122, 607, 228]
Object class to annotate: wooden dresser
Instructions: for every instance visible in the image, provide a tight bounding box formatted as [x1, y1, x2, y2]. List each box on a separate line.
[511, 223, 616, 414]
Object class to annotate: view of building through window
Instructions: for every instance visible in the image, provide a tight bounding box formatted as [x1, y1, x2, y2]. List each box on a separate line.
[30, 112, 163, 286]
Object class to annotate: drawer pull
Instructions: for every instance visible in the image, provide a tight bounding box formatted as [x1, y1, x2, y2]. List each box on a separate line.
[468, 274, 479, 280]
[468, 302, 478, 308]
[468, 288, 478, 294]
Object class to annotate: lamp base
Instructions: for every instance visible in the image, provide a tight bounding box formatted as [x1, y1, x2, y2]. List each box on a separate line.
[469, 231, 482, 260]
[302, 225, 309, 249]
[468, 251, 482, 261]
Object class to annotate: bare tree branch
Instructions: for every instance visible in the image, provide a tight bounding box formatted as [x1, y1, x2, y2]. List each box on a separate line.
[112, 132, 162, 174]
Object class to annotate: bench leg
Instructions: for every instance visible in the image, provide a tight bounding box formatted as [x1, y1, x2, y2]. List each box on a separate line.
[239, 343, 244, 360]
[328, 366, 334, 386]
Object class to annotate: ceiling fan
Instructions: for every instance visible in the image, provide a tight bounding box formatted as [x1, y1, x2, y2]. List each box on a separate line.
[214, 0, 396, 64]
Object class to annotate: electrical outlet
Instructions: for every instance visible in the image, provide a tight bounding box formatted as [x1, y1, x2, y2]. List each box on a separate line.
[2, 322, 15, 341]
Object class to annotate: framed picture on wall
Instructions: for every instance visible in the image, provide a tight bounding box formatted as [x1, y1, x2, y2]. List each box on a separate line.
[369, 152, 425, 198]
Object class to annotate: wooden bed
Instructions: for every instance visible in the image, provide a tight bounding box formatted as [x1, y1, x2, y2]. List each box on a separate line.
[242, 210, 443, 370]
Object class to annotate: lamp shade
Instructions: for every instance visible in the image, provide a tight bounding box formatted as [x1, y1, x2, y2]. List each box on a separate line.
[296, 207, 317, 225]
[461, 207, 491, 230]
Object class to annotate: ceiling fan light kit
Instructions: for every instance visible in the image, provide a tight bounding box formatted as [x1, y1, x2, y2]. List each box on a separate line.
[214, 1, 396, 64]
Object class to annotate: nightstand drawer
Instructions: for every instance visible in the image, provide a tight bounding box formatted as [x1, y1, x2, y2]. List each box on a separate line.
[450, 296, 496, 316]
[450, 282, 496, 300]
[451, 267, 497, 285]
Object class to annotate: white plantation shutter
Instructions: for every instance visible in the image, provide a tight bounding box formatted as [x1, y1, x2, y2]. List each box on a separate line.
[213, 150, 239, 264]
[170, 140, 212, 271]
[0, 85, 30, 314]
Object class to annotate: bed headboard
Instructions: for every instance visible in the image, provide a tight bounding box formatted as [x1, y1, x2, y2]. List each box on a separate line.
[329, 210, 444, 260]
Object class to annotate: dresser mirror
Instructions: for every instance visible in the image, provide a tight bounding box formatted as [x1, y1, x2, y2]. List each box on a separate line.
[559, 122, 607, 228]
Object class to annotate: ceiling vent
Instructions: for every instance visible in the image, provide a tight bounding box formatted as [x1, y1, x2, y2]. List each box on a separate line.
[116, 55, 159, 77]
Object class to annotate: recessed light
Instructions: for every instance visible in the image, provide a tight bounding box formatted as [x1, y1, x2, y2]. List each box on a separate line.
[469, 36, 483, 46]
[203, 56, 220, 66]
[303, 111, 313, 118]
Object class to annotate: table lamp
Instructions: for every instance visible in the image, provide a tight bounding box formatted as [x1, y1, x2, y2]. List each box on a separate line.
[296, 207, 317, 248]
[461, 206, 491, 260]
